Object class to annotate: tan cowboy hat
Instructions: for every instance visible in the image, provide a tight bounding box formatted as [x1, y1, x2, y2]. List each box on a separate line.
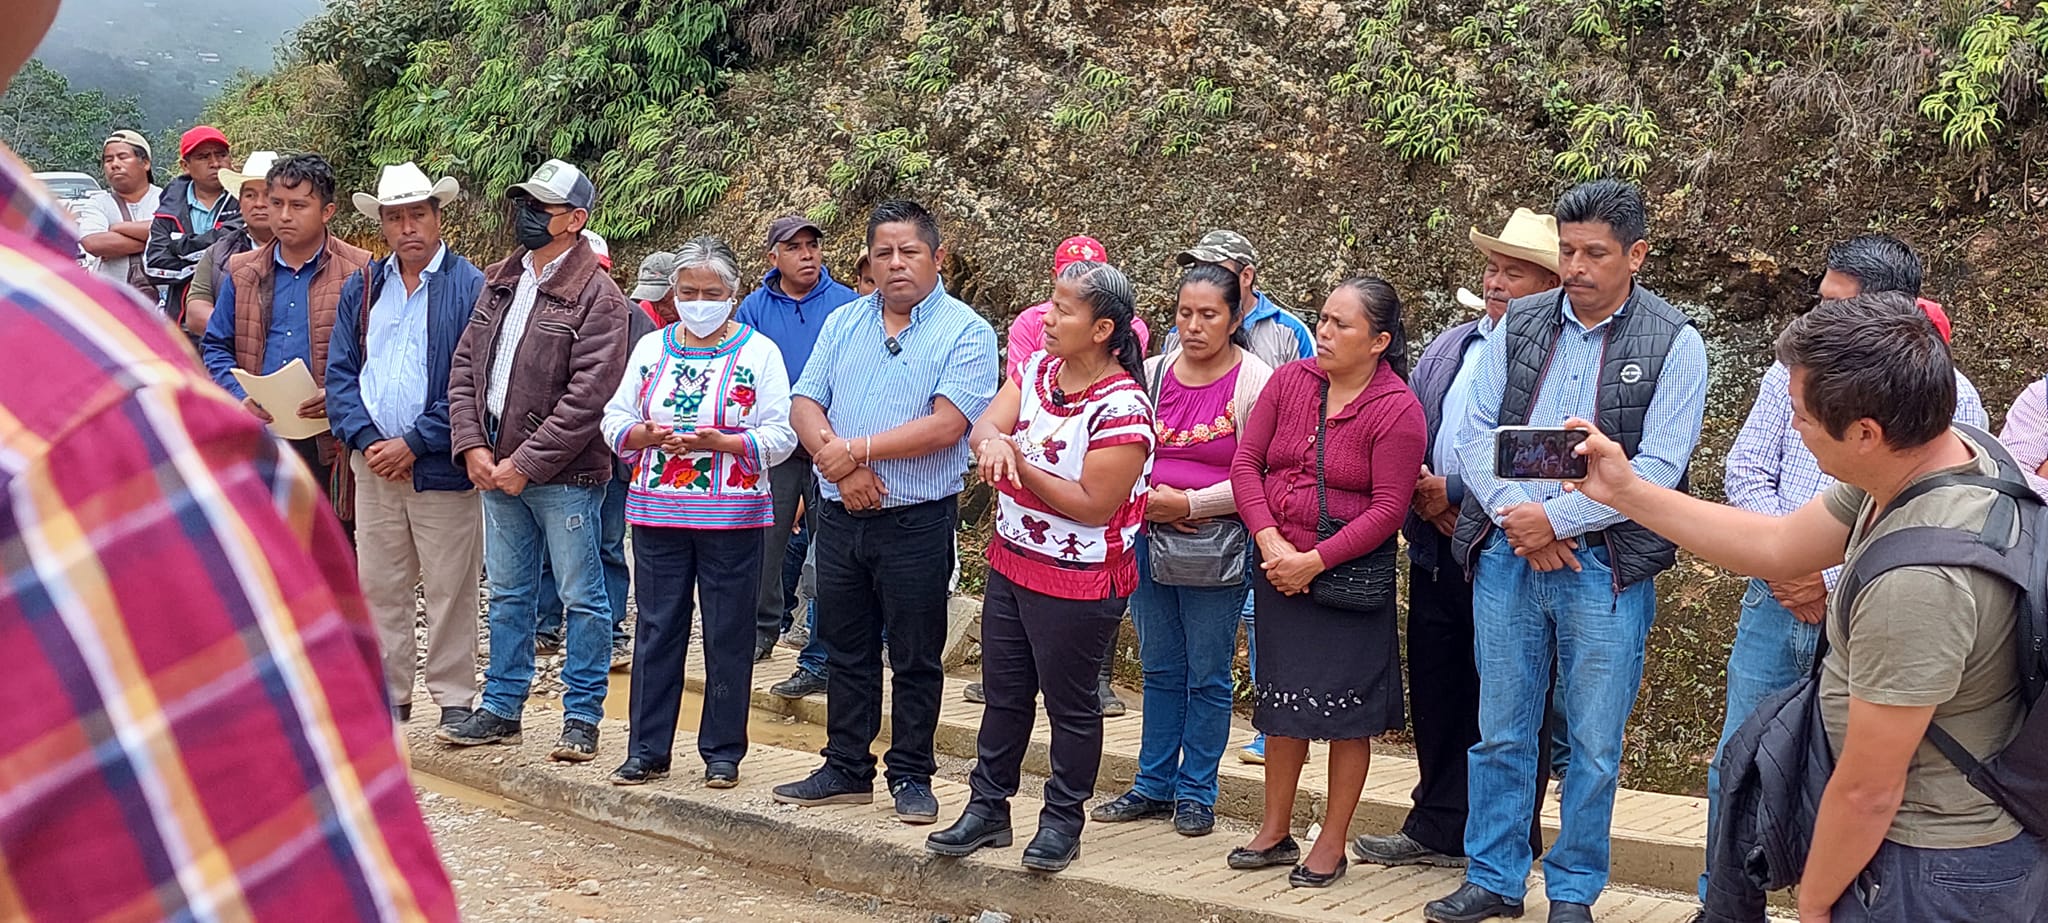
[217, 151, 279, 196]
[352, 161, 460, 220]
[1469, 207, 1561, 274]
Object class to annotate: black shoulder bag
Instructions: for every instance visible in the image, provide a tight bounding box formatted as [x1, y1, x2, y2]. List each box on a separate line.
[1309, 379, 1398, 612]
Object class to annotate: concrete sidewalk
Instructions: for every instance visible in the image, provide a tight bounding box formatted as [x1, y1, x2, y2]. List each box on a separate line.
[407, 715, 1709, 923]
[723, 644, 1710, 895]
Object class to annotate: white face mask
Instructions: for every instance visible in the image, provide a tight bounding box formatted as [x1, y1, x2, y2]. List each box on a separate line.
[674, 299, 733, 338]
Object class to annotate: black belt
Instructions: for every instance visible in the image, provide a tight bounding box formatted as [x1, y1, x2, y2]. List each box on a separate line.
[1578, 530, 1607, 548]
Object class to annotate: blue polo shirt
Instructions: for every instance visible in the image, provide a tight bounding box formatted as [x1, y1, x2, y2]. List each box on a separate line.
[201, 244, 327, 401]
[793, 280, 999, 507]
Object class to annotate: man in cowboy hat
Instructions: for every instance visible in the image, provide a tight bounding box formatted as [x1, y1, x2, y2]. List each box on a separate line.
[442, 159, 631, 763]
[325, 161, 488, 729]
[183, 151, 278, 337]
[1353, 207, 1561, 872]
[144, 125, 244, 337]
[201, 153, 372, 521]
[1161, 228, 1315, 764]
[1427, 180, 1708, 923]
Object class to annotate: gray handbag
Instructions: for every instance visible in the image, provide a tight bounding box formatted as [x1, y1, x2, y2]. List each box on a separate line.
[1145, 356, 1250, 588]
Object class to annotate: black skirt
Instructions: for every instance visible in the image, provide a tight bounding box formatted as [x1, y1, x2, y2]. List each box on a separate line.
[1249, 568, 1405, 741]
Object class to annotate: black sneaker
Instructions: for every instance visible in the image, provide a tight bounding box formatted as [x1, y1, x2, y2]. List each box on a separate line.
[393, 703, 412, 724]
[435, 708, 522, 747]
[772, 765, 874, 807]
[1352, 831, 1468, 868]
[437, 706, 474, 730]
[1173, 800, 1215, 837]
[891, 778, 939, 824]
[1422, 882, 1524, 922]
[550, 719, 599, 762]
[609, 756, 669, 786]
[703, 761, 740, 789]
[770, 669, 826, 698]
[1090, 791, 1173, 823]
[535, 634, 564, 656]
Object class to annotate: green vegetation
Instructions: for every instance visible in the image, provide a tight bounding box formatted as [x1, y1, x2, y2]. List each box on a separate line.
[0, 60, 145, 174]
[1051, 63, 1134, 134]
[1917, 5, 2048, 151]
[826, 126, 933, 197]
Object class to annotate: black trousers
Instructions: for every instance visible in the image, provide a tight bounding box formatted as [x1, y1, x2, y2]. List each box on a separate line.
[817, 497, 955, 786]
[628, 525, 764, 767]
[289, 435, 352, 541]
[754, 455, 815, 648]
[968, 570, 1124, 837]
[1403, 536, 1548, 857]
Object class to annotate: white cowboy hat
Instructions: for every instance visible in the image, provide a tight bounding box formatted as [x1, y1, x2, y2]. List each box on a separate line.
[352, 161, 460, 220]
[217, 151, 279, 196]
[1469, 207, 1561, 275]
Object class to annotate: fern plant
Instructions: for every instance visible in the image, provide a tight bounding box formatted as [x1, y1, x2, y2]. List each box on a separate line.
[1051, 63, 1135, 134]
[827, 127, 934, 198]
[1916, 8, 2048, 151]
[1552, 99, 1660, 181]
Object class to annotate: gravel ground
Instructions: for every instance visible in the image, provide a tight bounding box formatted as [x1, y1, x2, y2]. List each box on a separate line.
[419, 782, 929, 923]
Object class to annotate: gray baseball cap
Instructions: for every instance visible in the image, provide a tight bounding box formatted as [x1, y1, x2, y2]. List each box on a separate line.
[765, 214, 823, 250]
[507, 158, 596, 211]
[1175, 229, 1261, 268]
[632, 251, 678, 301]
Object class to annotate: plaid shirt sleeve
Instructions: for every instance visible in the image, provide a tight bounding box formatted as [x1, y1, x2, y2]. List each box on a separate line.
[1, 155, 457, 922]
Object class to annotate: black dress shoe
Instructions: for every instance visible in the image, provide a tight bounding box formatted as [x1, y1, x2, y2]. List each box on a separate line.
[1226, 835, 1301, 870]
[925, 812, 1013, 857]
[1090, 791, 1173, 823]
[437, 706, 474, 730]
[703, 761, 739, 789]
[1424, 881, 1525, 922]
[1020, 828, 1080, 872]
[1547, 901, 1593, 923]
[609, 756, 670, 786]
[1288, 856, 1347, 888]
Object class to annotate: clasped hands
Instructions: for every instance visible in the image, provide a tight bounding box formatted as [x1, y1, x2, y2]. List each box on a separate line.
[1254, 527, 1325, 596]
[820, 428, 887, 511]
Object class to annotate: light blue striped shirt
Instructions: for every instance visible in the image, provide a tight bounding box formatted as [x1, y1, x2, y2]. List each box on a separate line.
[793, 279, 999, 507]
[1453, 292, 1710, 539]
[1723, 359, 1987, 589]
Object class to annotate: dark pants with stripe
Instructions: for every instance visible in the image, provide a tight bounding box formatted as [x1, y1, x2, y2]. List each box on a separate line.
[1404, 535, 1550, 857]
[628, 524, 765, 768]
[968, 569, 1126, 837]
[818, 497, 956, 786]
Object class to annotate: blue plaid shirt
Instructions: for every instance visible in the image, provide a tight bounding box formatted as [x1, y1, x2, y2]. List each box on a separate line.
[793, 279, 999, 507]
[1723, 359, 1988, 588]
[1453, 293, 1710, 539]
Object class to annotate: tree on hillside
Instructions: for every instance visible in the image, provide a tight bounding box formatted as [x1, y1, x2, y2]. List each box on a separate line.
[0, 60, 146, 174]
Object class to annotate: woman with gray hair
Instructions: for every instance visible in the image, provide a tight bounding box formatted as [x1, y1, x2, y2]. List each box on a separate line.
[925, 261, 1154, 872]
[600, 235, 797, 787]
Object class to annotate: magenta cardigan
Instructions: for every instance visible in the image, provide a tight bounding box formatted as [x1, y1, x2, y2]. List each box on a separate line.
[1230, 358, 1427, 567]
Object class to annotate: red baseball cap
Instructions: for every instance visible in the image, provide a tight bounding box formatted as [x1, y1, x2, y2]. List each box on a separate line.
[1052, 235, 1107, 276]
[179, 125, 229, 159]
[1916, 297, 1954, 343]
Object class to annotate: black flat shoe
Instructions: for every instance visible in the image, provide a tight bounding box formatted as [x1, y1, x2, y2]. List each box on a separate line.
[703, 761, 739, 789]
[1020, 828, 1080, 873]
[1226, 835, 1300, 870]
[1288, 856, 1347, 888]
[1424, 881, 1525, 922]
[925, 812, 1013, 858]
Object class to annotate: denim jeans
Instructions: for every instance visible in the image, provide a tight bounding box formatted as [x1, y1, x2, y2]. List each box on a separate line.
[1831, 833, 2048, 922]
[1699, 577, 1820, 899]
[1465, 532, 1656, 905]
[537, 475, 630, 646]
[1128, 534, 1249, 806]
[794, 536, 827, 680]
[481, 484, 611, 725]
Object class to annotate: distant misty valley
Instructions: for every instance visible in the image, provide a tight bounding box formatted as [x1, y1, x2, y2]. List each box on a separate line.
[31, 0, 322, 128]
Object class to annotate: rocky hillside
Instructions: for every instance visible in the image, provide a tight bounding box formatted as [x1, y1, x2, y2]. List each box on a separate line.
[214, 0, 2048, 794]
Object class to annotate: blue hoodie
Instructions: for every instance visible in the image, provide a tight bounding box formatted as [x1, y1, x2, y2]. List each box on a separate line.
[736, 265, 859, 382]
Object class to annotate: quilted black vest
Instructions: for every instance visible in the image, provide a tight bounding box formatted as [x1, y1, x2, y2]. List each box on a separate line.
[1450, 284, 1694, 589]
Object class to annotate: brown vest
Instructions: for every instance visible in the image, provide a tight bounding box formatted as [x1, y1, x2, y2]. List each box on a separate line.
[226, 234, 372, 388]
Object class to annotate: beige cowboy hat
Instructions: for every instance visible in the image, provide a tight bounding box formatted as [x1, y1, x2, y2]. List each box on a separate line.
[1469, 207, 1561, 274]
[217, 151, 280, 196]
[352, 161, 460, 220]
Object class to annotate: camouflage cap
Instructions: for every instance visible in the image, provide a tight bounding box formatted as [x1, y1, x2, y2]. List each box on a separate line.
[1175, 229, 1260, 268]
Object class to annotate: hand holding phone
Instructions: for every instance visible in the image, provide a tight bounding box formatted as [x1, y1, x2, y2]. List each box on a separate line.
[1494, 426, 1590, 481]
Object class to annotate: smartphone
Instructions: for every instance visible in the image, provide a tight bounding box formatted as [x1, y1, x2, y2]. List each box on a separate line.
[1493, 426, 1590, 481]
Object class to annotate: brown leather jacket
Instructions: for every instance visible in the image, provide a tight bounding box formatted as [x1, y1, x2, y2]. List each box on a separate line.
[448, 239, 630, 487]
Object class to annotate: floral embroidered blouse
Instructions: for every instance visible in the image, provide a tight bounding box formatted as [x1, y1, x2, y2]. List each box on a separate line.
[602, 323, 797, 529]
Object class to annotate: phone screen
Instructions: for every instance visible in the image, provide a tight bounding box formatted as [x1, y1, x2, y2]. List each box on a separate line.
[1493, 428, 1590, 481]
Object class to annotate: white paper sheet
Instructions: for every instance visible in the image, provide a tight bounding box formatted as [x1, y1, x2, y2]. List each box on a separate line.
[231, 358, 329, 440]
